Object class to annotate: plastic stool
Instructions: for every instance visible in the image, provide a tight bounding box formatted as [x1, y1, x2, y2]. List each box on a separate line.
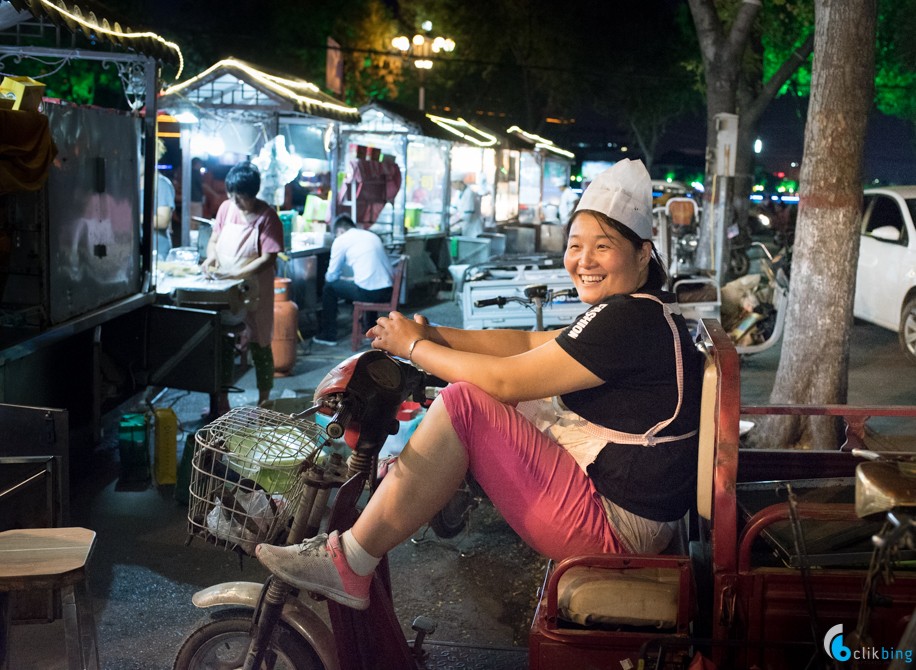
[0, 527, 99, 670]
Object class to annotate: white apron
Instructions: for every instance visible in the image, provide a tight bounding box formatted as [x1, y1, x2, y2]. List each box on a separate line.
[215, 214, 273, 346]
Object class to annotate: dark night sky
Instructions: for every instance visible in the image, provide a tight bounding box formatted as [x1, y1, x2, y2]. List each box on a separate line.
[91, 0, 916, 185]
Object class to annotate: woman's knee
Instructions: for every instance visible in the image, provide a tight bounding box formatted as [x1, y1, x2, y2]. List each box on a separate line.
[440, 382, 495, 433]
[438, 382, 521, 459]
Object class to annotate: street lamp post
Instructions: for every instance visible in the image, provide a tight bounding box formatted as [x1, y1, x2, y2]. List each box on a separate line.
[392, 21, 455, 111]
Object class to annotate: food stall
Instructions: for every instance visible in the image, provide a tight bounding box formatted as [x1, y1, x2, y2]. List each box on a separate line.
[500, 126, 575, 253]
[158, 58, 361, 336]
[334, 100, 502, 296]
[506, 126, 575, 223]
[0, 0, 182, 481]
[334, 100, 452, 295]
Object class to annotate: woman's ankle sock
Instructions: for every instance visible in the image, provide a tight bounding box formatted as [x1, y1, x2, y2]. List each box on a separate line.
[340, 529, 381, 577]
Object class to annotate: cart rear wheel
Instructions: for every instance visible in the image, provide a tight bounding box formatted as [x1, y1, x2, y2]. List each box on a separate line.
[173, 609, 324, 670]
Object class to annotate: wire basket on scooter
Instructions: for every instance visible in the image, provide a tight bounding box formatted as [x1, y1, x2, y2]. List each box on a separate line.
[187, 406, 325, 555]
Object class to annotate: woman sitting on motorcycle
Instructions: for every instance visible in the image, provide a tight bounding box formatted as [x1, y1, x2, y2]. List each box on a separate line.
[257, 159, 705, 611]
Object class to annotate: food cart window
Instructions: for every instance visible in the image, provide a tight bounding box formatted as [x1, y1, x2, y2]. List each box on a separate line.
[542, 158, 569, 206]
[494, 150, 520, 222]
[405, 141, 448, 233]
[450, 145, 496, 223]
[338, 133, 405, 231]
[518, 152, 541, 222]
[281, 124, 332, 213]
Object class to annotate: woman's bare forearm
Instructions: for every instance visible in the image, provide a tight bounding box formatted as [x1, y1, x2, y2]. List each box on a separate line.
[423, 324, 558, 356]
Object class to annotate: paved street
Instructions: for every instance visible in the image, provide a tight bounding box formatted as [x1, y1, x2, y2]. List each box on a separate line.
[9, 295, 916, 669]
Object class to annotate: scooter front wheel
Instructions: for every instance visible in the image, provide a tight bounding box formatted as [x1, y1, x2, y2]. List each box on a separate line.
[174, 609, 324, 670]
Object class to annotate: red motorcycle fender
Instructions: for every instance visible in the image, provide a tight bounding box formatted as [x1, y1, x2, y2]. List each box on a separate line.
[191, 581, 339, 670]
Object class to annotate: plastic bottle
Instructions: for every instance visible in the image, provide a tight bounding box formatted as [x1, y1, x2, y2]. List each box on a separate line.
[152, 407, 177, 485]
[272, 277, 299, 376]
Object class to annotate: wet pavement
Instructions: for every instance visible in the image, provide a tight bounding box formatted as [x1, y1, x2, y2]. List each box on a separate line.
[8, 291, 916, 669]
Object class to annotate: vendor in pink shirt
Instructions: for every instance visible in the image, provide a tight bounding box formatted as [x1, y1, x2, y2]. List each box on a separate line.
[201, 161, 284, 410]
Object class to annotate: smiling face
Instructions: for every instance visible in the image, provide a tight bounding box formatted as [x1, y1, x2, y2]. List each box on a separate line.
[564, 211, 651, 304]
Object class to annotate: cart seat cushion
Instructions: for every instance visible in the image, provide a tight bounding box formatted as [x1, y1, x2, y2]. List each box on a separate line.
[557, 566, 680, 628]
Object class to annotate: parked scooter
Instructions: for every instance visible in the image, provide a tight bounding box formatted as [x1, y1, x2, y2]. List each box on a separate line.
[721, 241, 791, 355]
[174, 350, 505, 669]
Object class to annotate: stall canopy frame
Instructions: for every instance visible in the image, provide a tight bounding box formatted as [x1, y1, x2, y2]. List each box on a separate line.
[0, 0, 182, 315]
[158, 57, 361, 247]
[159, 58, 360, 124]
[1, 0, 182, 70]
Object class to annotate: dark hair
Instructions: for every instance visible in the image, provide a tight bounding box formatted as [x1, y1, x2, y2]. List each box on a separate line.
[225, 162, 261, 198]
[333, 214, 356, 232]
[565, 209, 668, 290]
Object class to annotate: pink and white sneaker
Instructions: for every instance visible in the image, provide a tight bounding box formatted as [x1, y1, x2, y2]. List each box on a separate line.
[256, 531, 372, 610]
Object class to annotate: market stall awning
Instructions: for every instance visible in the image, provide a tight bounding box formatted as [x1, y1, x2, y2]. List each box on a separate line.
[159, 58, 360, 124]
[2, 0, 183, 72]
[355, 99, 502, 148]
[506, 125, 575, 160]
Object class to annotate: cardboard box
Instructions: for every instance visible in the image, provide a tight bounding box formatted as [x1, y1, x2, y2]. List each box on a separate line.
[0, 76, 45, 111]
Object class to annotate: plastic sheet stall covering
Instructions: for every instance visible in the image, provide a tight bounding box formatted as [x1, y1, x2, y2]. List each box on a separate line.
[337, 157, 402, 227]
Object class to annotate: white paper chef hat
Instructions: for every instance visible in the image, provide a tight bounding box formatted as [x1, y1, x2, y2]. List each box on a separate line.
[575, 159, 653, 240]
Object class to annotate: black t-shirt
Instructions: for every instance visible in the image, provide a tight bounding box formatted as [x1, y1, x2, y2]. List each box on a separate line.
[555, 291, 704, 521]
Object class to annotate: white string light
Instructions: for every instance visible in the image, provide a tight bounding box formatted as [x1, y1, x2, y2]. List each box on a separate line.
[29, 0, 184, 77]
[426, 114, 498, 147]
[162, 58, 358, 119]
[506, 125, 575, 159]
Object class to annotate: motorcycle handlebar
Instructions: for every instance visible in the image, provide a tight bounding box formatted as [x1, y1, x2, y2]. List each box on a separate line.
[474, 287, 578, 310]
[326, 400, 353, 439]
[474, 296, 508, 308]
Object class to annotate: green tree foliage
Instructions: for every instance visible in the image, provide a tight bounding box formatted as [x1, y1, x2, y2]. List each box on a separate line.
[874, 1, 916, 120]
[336, 0, 402, 103]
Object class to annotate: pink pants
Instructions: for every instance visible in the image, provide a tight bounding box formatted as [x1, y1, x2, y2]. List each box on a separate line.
[439, 382, 623, 561]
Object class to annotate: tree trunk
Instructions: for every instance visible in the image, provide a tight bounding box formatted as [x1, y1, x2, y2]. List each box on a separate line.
[749, 0, 876, 450]
[688, 0, 760, 275]
[688, 0, 814, 277]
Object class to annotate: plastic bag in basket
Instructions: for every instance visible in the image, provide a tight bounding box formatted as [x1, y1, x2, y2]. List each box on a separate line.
[206, 488, 276, 554]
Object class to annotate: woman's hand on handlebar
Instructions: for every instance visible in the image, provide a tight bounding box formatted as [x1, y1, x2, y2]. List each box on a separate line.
[367, 311, 428, 360]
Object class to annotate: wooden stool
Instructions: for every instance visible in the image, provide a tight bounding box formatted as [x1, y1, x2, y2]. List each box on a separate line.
[0, 527, 99, 670]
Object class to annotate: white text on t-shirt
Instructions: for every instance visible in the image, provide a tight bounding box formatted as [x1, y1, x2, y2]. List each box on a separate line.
[567, 303, 607, 339]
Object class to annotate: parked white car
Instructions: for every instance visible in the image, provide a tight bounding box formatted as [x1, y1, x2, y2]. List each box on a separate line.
[855, 185, 916, 363]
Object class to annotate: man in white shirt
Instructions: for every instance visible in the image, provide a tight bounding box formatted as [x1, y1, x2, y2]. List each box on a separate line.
[314, 215, 393, 346]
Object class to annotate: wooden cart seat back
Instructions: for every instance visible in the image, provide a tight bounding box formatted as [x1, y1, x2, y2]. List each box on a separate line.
[696, 344, 720, 521]
[551, 319, 738, 631]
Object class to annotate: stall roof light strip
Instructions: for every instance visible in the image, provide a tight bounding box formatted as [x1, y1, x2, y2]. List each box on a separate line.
[507, 125, 575, 159]
[426, 114, 498, 147]
[21, 0, 184, 76]
[162, 58, 358, 118]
